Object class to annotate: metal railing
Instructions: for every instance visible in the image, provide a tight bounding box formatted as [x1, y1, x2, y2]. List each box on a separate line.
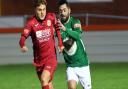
[72, 13, 128, 25]
[0, 13, 128, 28]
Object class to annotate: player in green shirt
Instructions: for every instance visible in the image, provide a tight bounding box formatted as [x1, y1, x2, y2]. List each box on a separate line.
[57, 0, 92, 89]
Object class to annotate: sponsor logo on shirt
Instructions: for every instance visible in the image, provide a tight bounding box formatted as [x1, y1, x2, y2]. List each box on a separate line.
[36, 28, 51, 42]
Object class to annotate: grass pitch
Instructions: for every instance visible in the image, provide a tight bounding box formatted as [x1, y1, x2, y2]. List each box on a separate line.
[0, 63, 128, 89]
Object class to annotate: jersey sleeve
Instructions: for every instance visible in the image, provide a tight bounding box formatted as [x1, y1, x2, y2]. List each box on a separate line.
[52, 13, 63, 47]
[19, 21, 32, 48]
[65, 19, 82, 40]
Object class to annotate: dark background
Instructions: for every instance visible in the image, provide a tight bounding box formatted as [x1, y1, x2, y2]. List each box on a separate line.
[1, 0, 128, 24]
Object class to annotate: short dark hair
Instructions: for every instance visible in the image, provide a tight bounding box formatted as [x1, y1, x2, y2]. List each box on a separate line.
[58, 0, 70, 7]
[33, 0, 47, 7]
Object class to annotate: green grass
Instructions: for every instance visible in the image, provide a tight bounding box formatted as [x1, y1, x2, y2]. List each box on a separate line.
[0, 63, 128, 89]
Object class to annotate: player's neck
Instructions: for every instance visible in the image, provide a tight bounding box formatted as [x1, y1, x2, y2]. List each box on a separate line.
[35, 15, 46, 23]
[62, 16, 70, 24]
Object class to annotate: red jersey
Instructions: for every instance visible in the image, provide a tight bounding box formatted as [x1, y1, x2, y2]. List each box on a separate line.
[19, 13, 63, 66]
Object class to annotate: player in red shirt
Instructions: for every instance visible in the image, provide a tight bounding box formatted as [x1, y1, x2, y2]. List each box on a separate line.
[19, 0, 64, 89]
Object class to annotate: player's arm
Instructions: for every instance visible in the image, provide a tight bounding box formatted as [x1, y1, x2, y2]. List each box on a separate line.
[19, 22, 31, 53]
[58, 19, 82, 40]
[66, 19, 82, 40]
[19, 36, 28, 52]
[53, 13, 64, 52]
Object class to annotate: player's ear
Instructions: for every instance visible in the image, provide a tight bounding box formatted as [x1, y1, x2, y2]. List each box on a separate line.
[69, 7, 71, 14]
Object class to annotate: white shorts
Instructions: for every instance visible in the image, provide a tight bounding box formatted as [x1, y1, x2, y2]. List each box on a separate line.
[66, 66, 92, 89]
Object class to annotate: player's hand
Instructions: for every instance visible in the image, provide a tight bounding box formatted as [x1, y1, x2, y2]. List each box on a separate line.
[57, 19, 66, 31]
[58, 46, 65, 53]
[21, 46, 28, 53]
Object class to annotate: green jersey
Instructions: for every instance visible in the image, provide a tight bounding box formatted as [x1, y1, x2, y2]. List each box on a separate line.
[60, 16, 89, 67]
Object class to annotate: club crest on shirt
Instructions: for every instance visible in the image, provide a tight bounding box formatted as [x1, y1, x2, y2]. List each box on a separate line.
[47, 20, 51, 26]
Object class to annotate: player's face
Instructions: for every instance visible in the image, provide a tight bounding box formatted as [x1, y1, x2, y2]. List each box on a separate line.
[35, 4, 46, 20]
[59, 4, 71, 21]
